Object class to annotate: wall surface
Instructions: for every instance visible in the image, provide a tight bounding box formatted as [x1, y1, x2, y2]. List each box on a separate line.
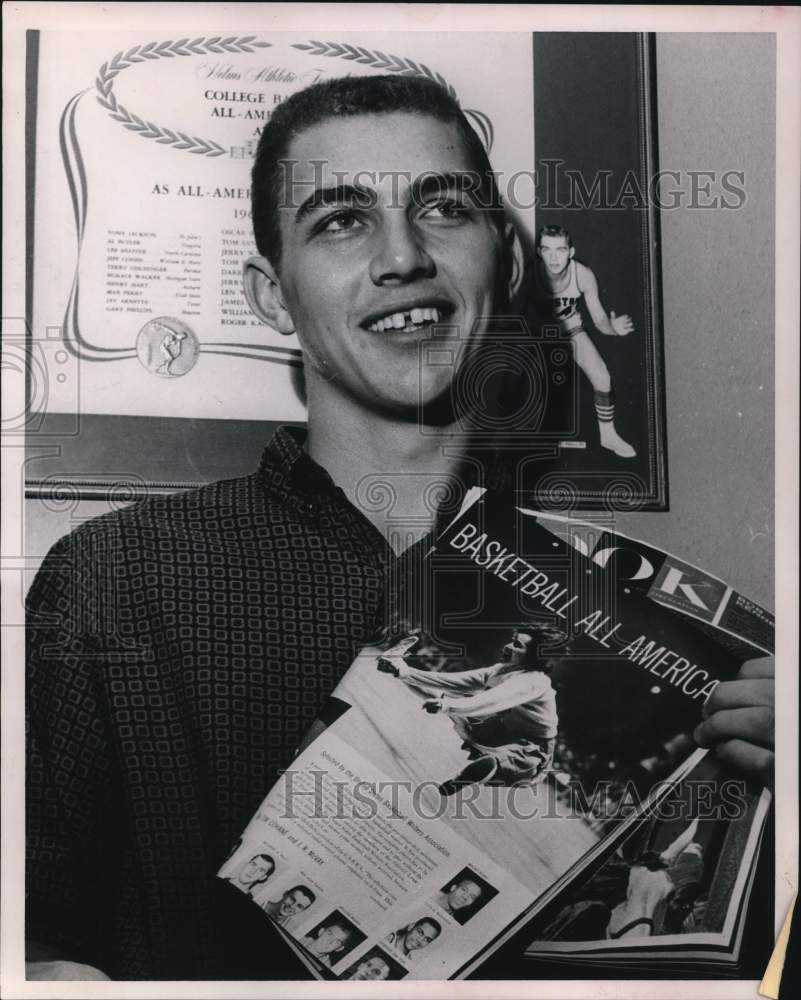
[620, 32, 775, 607]
[25, 33, 777, 610]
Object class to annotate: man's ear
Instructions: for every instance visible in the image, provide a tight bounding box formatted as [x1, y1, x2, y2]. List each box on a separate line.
[243, 256, 295, 335]
[568, 245, 575, 260]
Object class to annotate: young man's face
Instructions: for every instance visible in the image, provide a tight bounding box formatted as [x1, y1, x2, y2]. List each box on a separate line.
[448, 878, 482, 910]
[351, 956, 391, 980]
[537, 234, 573, 278]
[502, 629, 533, 667]
[405, 919, 439, 951]
[280, 888, 312, 918]
[313, 924, 350, 955]
[239, 856, 272, 884]
[266, 112, 506, 417]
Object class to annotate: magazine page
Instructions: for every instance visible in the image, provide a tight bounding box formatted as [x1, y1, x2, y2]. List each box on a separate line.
[218, 493, 774, 980]
[523, 753, 771, 968]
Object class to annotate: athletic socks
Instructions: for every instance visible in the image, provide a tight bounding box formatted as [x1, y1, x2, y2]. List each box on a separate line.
[595, 391, 636, 458]
[594, 390, 616, 425]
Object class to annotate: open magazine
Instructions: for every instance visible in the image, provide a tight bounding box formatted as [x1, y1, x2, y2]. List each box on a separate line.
[218, 490, 773, 981]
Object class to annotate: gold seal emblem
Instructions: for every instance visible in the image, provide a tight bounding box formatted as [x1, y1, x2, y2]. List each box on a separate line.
[136, 317, 199, 378]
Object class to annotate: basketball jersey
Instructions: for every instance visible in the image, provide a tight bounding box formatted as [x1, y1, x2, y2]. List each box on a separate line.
[531, 259, 583, 329]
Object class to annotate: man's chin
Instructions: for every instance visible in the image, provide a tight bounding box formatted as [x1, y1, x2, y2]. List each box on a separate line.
[356, 380, 464, 429]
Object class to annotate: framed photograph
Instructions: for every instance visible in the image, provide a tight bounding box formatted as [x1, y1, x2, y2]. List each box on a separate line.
[513, 33, 667, 511]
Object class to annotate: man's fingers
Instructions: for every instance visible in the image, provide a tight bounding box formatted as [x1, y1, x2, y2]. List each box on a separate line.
[613, 315, 633, 336]
[702, 678, 774, 717]
[693, 705, 774, 749]
[736, 657, 774, 681]
[713, 739, 774, 791]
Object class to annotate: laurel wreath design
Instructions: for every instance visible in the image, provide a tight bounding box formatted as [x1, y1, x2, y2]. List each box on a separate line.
[292, 40, 457, 97]
[93, 36, 492, 161]
[95, 36, 272, 157]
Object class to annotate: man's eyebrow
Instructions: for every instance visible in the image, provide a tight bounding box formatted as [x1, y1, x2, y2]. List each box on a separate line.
[411, 171, 481, 203]
[294, 183, 375, 224]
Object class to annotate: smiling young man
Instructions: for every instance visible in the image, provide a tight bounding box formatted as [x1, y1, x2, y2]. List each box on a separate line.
[242, 80, 510, 544]
[387, 916, 443, 958]
[25, 75, 774, 981]
[261, 885, 316, 926]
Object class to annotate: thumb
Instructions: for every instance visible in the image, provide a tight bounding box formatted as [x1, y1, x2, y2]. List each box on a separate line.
[610, 311, 617, 319]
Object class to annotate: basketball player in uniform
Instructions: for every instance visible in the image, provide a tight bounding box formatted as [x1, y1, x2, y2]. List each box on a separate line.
[533, 224, 636, 458]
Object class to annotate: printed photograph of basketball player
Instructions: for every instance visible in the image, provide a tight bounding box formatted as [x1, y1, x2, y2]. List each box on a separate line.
[376, 624, 563, 796]
[341, 945, 409, 981]
[385, 915, 444, 962]
[301, 910, 365, 969]
[528, 774, 753, 947]
[435, 867, 498, 925]
[259, 882, 317, 929]
[536, 818, 709, 942]
[529, 224, 636, 459]
[513, 208, 667, 508]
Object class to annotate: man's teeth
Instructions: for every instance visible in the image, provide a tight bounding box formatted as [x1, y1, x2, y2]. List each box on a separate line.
[367, 307, 441, 333]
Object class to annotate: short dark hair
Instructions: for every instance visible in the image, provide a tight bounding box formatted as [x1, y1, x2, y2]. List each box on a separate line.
[411, 916, 441, 938]
[536, 224, 573, 249]
[251, 74, 503, 270]
[286, 884, 315, 904]
[514, 623, 567, 672]
[323, 921, 352, 942]
[244, 852, 275, 887]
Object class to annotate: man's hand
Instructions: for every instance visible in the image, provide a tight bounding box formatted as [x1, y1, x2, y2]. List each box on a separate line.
[26, 960, 110, 981]
[423, 698, 444, 714]
[376, 657, 399, 677]
[609, 311, 634, 336]
[693, 658, 774, 789]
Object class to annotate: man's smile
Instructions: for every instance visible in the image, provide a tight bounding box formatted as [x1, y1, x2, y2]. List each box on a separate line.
[361, 297, 455, 334]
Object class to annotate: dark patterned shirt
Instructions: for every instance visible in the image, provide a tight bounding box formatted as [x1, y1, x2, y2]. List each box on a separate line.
[26, 426, 408, 979]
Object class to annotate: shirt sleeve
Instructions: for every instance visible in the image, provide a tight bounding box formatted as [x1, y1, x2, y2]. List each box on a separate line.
[25, 530, 117, 969]
[395, 662, 493, 696]
[442, 672, 551, 718]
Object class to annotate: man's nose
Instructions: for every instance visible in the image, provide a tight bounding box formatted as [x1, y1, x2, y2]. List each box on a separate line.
[369, 216, 436, 285]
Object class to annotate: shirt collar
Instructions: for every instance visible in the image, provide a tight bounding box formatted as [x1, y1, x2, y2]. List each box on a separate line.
[257, 425, 339, 504]
[257, 424, 511, 513]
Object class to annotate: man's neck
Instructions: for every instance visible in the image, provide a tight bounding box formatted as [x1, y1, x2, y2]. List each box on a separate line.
[306, 391, 467, 553]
